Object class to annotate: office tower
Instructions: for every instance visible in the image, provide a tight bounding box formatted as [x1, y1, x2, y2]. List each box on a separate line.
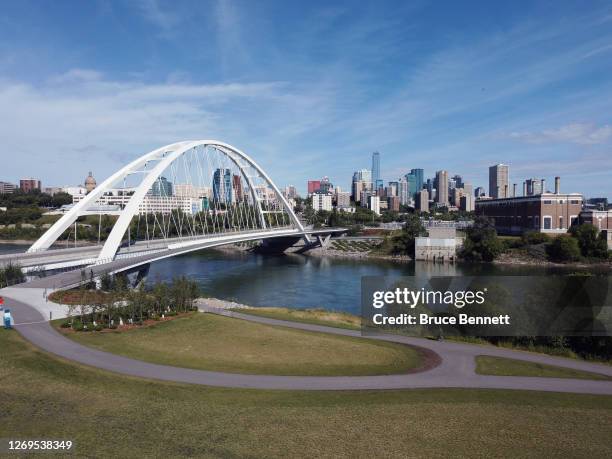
[212, 168, 232, 203]
[387, 196, 400, 212]
[387, 181, 398, 197]
[411, 169, 424, 190]
[451, 174, 464, 189]
[489, 164, 509, 199]
[463, 183, 473, 197]
[307, 180, 321, 195]
[353, 169, 372, 186]
[352, 169, 372, 201]
[151, 176, 173, 196]
[435, 170, 449, 205]
[525, 178, 543, 196]
[0, 182, 17, 194]
[460, 195, 474, 212]
[371, 152, 380, 186]
[397, 178, 409, 205]
[451, 188, 464, 207]
[416, 190, 429, 212]
[319, 177, 333, 194]
[404, 168, 424, 201]
[368, 195, 380, 215]
[474, 186, 485, 198]
[20, 178, 41, 192]
[283, 185, 297, 199]
[335, 191, 351, 208]
[232, 174, 243, 201]
[352, 180, 365, 203]
[405, 173, 418, 200]
[312, 193, 333, 211]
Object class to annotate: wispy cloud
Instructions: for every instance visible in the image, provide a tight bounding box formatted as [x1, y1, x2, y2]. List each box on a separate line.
[508, 123, 612, 145]
[135, 0, 183, 34]
[582, 43, 612, 59]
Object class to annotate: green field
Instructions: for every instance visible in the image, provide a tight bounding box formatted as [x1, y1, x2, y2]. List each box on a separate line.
[2, 329, 612, 458]
[476, 355, 611, 380]
[60, 313, 420, 376]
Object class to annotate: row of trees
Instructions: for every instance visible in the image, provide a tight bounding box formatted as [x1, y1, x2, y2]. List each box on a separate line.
[0, 189, 73, 209]
[64, 275, 200, 331]
[547, 224, 610, 262]
[460, 218, 610, 263]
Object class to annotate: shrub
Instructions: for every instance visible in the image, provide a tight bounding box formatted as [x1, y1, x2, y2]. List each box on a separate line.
[521, 231, 550, 246]
[569, 223, 609, 259]
[60, 321, 71, 329]
[546, 235, 580, 262]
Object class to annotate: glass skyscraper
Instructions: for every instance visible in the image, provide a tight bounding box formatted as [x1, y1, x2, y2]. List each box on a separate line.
[404, 168, 424, 200]
[151, 176, 173, 196]
[371, 152, 380, 185]
[213, 168, 233, 203]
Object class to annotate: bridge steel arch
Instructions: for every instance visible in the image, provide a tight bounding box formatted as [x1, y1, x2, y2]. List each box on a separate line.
[28, 141, 305, 262]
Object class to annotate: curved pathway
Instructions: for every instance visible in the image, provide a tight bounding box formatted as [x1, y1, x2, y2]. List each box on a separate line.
[4, 292, 612, 394]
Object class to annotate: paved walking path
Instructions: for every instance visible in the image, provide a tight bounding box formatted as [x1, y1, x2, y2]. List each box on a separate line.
[2, 289, 612, 393]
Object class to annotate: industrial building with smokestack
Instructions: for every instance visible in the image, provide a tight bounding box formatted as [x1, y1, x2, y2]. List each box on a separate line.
[476, 172, 584, 235]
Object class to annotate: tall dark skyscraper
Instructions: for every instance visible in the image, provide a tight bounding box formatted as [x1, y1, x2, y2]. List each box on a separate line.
[411, 168, 424, 190]
[213, 168, 232, 203]
[371, 151, 380, 187]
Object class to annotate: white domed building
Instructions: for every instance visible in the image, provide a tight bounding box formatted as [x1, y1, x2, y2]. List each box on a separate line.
[84, 171, 97, 193]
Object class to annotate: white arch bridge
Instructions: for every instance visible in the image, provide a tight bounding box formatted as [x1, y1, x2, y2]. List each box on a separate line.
[2, 140, 345, 289]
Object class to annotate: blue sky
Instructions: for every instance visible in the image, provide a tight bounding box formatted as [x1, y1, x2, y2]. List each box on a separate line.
[0, 0, 611, 198]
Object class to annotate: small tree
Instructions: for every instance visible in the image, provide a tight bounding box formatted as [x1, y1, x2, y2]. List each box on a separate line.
[546, 235, 580, 262]
[385, 214, 426, 256]
[100, 273, 113, 291]
[460, 217, 504, 262]
[569, 223, 609, 259]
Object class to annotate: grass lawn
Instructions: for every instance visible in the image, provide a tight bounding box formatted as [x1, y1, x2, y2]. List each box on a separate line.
[476, 355, 611, 380]
[237, 306, 361, 330]
[2, 329, 612, 458]
[59, 312, 421, 376]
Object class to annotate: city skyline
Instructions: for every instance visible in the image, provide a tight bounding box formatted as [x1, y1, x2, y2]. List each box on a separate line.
[0, 1, 611, 198]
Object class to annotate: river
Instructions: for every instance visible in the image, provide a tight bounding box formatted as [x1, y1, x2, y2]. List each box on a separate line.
[1, 243, 600, 314]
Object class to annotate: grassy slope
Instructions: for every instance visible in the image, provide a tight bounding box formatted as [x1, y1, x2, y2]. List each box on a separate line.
[1, 329, 612, 458]
[237, 306, 361, 330]
[61, 313, 420, 376]
[241, 308, 612, 367]
[476, 356, 611, 380]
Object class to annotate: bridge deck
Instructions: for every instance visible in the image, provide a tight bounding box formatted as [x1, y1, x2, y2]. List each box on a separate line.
[12, 227, 347, 290]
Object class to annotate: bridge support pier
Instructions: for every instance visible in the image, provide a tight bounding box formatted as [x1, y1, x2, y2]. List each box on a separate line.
[127, 263, 151, 289]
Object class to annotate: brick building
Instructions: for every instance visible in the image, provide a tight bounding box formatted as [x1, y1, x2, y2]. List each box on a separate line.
[20, 178, 41, 192]
[579, 209, 612, 231]
[476, 178, 582, 235]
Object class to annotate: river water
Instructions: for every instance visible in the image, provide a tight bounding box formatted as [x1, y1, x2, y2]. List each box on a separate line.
[1, 243, 598, 314]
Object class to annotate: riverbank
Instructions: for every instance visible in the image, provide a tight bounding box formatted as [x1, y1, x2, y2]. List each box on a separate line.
[494, 250, 612, 269]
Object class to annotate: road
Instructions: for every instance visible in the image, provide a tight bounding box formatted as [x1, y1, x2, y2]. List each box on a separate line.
[3, 289, 612, 393]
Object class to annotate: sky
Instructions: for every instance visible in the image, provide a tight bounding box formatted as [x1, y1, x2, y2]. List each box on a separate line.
[0, 0, 611, 198]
